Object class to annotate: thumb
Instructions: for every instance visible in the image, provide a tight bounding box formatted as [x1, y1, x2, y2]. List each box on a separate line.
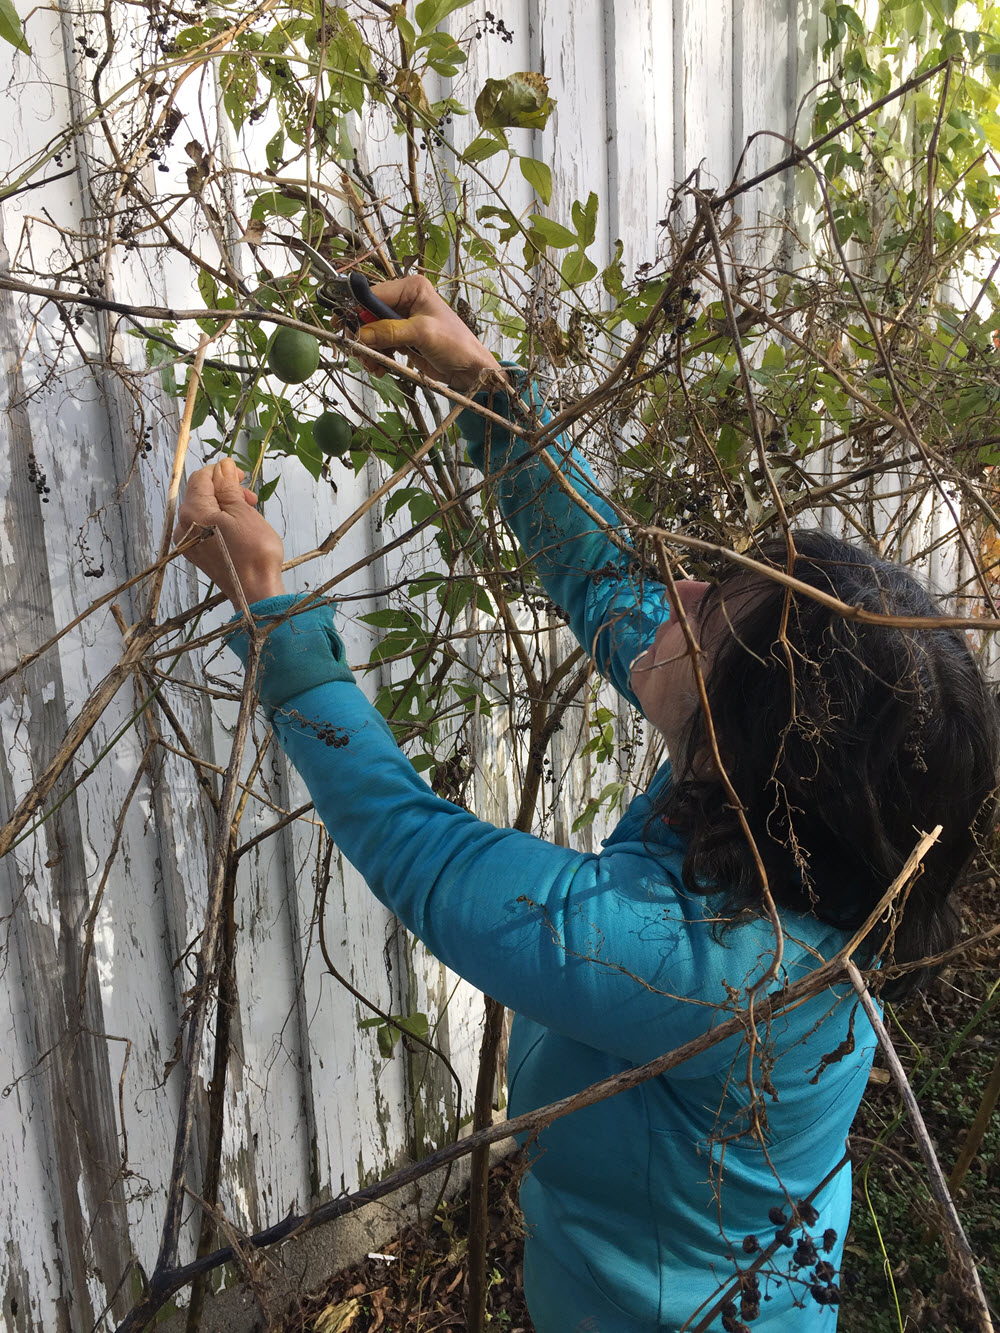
[356, 319, 413, 353]
[213, 458, 251, 513]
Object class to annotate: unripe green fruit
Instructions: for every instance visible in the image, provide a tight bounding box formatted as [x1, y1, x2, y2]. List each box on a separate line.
[312, 410, 354, 456]
[267, 327, 320, 383]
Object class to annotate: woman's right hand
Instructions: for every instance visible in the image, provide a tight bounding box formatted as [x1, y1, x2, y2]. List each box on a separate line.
[174, 458, 286, 607]
[355, 276, 506, 394]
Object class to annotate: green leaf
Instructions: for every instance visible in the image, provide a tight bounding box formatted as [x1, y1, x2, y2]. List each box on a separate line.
[475, 72, 555, 131]
[396, 1012, 430, 1041]
[219, 53, 257, 134]
[0, 0, 29, 53]
[415, 0, 471, 34]
[196, 268, 219, 308]
[571, 782, 625, 833]
[602, 240, 625, 299]
[464, 132, 505, 162]
[561, 250, 598, 286]
[358, 1011, 429, 1058]
[369, 373, 406, 406]
[941, 26, 964, 59]
[265, 130, 284, 172]
[837, 3, 865, 37]
[717, 423, 745, 464]
[383, 486, 424, 521]
[761, 342, 786, 370]
[478, 205, 521, 241]
[842, 48, 868, 83]
[417, 29, 467, 75]
[393, 9, 416, 55]
[529, 216, 577, 249]
[519, 156, 552, 204]
[571, 192, 598, 248]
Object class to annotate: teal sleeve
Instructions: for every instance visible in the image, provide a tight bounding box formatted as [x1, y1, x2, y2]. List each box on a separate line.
[225, 594, 354, 717]
[266, 678, 779, 1066]
[458, 367, 669, 710]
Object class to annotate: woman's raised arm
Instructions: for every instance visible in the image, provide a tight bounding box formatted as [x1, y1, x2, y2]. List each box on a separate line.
[357, 278, 669, 708]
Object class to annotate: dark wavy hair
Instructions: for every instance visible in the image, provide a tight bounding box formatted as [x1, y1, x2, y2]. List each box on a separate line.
[655, 529, 999, 999]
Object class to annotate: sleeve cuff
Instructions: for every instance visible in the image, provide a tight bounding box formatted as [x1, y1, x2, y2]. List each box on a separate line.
[225, 593, 354, 717]
[458, 363, 546, 470]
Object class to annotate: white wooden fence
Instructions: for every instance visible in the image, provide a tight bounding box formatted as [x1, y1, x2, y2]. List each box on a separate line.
[0, 2, 856, 1328]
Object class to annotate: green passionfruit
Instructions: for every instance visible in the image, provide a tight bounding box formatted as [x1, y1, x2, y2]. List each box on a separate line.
[312, 410, 354, 456]
[267, 327, 321, 383]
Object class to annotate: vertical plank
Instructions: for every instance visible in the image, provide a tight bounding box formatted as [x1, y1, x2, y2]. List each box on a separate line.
[0, 220, 134, 1323]
[603, 0, 674, 272]
[535, 0, 610, 269]
[675, 0, 734, 195]
[732, 0, 794, 243]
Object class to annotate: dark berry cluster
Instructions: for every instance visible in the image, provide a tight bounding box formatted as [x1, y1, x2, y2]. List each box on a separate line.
[144, 106, 182, 175]
[281, 707, 353, 748]
[315, 725, 350, 748]
[476, 11, 514, 42]
[811, 1281, 841, 1306]
[419, 112, 454, 152]
[617, 724, 644, 767]
[678, 490, 711, 519]
[665, 286, 701, 341]
[139, 427, 154, 458]
[792, 1236, 817, 1268]
[735, 1208, 841, 1318]
[28, 452, 50, 504]
[721, 1268, 760, 1330]
[73, 30, 99, 58]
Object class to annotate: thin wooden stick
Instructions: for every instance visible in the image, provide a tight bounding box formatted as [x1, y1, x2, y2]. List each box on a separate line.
[846, 961, 994, 1333]
[152, 633, 261, 1273]
[145, 333, 216, 623]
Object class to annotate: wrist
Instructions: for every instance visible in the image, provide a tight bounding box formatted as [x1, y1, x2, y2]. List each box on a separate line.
[233, 573, 287, 606]
[454, 355, 507, 394]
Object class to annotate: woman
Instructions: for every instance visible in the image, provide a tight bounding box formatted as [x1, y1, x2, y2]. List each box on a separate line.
[176, 278, 998, 1332]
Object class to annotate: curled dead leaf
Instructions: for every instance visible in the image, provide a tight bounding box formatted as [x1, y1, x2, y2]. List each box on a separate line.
[313, 1296, 361, 1333]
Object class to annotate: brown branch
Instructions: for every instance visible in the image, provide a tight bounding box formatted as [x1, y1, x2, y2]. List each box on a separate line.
[711, 58, 953, 210]
[846, 961, 994, 1333]
[152, 633, 261, 1273]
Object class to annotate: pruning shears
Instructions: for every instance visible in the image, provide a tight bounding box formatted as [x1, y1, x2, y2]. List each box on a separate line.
[289, 238, 403, 333]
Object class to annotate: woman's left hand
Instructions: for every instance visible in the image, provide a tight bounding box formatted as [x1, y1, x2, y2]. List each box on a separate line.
[174, 458, 286, 606]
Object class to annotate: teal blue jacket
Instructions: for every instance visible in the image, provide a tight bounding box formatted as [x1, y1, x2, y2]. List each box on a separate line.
[227, 373, 874, 1332]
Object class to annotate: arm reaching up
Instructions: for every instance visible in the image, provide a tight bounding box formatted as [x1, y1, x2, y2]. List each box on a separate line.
[357, 278, 669, 708]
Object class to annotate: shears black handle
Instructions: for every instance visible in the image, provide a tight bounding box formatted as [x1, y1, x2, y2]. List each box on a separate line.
[348, 271, 403, 324]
